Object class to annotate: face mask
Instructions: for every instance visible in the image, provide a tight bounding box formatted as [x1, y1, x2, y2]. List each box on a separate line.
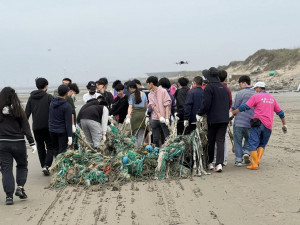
[72, 94, 76, 98]
[89, 91, 96, 95]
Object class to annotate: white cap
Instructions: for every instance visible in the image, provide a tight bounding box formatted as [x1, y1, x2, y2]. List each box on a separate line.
[252, 82, 266, 89]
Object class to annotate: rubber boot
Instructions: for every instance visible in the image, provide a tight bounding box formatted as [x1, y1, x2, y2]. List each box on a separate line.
[257, 147, 264, 165]
[247, 151, 258, 170]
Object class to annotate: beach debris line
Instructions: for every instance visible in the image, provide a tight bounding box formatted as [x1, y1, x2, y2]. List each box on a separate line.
[50, 124, 209, 188]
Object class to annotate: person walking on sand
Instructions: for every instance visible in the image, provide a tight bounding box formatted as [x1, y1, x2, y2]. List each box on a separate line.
[212, 70, 233, 166]
[231, 75, 255, 167]
[0, 87, 37, 205]
[49, 85, 73, 157]
[231, 82, 287, 170]
[25, 78, 54, 176]
[197, 68, 230, 172]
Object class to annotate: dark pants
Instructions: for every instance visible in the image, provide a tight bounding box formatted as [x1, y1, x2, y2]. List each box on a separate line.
[185, 124, 196, 135]
[177, 121, 184, 135]
[50, 132, 68, 157]
[207, 123, 228, 165]
[33, 129, 54, 168]
[152, 120, 170, 147]
[0, 141, 28, 198]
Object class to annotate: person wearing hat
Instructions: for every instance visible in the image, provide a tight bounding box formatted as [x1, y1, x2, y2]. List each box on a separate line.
[83, 81, 101, 103]
[49, 85, 73, 157]
[197, 67, 230, 172]
[231, 81, 287, 170]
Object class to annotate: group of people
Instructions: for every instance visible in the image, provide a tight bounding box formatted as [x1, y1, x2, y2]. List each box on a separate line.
[0, 69, 287, 205]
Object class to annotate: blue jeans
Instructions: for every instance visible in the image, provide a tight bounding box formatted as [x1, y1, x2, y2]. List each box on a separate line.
[233, 126, 250, 162]
[249, 123, 272, 151]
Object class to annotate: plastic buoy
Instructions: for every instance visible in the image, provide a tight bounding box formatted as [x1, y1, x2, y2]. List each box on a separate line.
[145, 145, 153, 152]
[154, 147, 159, 153]
[122, 156, 129, 164]
[269, 71, 275, 76]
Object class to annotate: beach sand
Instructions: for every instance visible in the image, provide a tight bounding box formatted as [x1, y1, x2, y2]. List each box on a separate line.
[0, 92, 299, 225]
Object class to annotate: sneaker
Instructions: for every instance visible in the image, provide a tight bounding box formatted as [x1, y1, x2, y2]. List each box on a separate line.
[214, 164, 223, 172]
[15, 187, 27, 199]
[5, 197, 13, 205]
[208, 163, 214, 170]
[235, 162, 243, 167]
[243, 154, 251, 164]
[223, 160, 228, 166]
[42, 167, 50, 176]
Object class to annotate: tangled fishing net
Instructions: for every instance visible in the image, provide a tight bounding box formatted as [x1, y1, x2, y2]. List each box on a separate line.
[50, 119, 209, 189]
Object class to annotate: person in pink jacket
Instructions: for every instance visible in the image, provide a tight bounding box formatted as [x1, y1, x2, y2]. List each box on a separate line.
[232, 82, 287, 170]
[146, 76, 171, 147]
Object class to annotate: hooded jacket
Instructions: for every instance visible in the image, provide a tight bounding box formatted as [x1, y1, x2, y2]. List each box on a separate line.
[198, 82, 229, 124]
[25, 89, 53, 131]
[184, 86, 204, 123]
[0, 106, 34, 145]
[49, 97, 72, 137]
[174, 86, 190, 120]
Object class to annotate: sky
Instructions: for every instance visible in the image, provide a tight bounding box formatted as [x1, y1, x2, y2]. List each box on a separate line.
[0, 0, 300, 88]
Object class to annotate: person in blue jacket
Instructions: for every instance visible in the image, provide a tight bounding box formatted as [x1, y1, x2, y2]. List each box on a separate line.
[49, 85, 73, 157]
[183, 76, 203, 134]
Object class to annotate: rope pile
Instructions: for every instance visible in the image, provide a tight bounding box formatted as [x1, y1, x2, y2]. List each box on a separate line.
[50, 121, 209, 189]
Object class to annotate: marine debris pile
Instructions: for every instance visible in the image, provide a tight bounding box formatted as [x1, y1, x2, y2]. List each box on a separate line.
[50, 123, 208, 189]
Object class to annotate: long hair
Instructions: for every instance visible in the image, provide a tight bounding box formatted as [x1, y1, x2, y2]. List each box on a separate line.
[127, 81, 142, 104]
[0, 87, 25, 121]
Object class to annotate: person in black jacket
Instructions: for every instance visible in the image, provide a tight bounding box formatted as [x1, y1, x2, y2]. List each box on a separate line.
[183, 76, 203, 134]
[97, 77, 114, 109]
[49, 85, 73, 157]
[198, 68, 229, 172]
[110, 83, 128, 124]
[25, 78, 54, 175]
[77, 100, 109, 148]
[0, 87, 36, 205]
[174, 77, 190, 134]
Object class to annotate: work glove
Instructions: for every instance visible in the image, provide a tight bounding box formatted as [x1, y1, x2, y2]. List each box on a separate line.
[68, 137, 73, 146]
[31, 144, 37, 154]
[170, 116, 174, 123]
[196, 115, 202, 122]
[125, 117, 131, 125]
[72, 125, 76, 133]
[165, 119, 170, 126]
[174, 113, 179, 121]
[282, 125, 287, 134]
[159, 117, 166, 123]
[184, 120, 189, 127]
[102, 134, 107, 141]
[145, 117, 150, 126]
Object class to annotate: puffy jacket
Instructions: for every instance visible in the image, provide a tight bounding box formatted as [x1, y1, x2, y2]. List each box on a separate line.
[49, 97, 72, 137]
[184, 86, 203, 123]
[25, 90, 53, 131]
[198, 82, 229, 124]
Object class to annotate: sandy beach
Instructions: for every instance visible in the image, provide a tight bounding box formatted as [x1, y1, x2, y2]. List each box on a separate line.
[0, 92, 299, 225]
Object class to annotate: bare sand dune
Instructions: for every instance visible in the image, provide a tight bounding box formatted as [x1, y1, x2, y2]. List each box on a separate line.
[0, 93, 299, 225]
